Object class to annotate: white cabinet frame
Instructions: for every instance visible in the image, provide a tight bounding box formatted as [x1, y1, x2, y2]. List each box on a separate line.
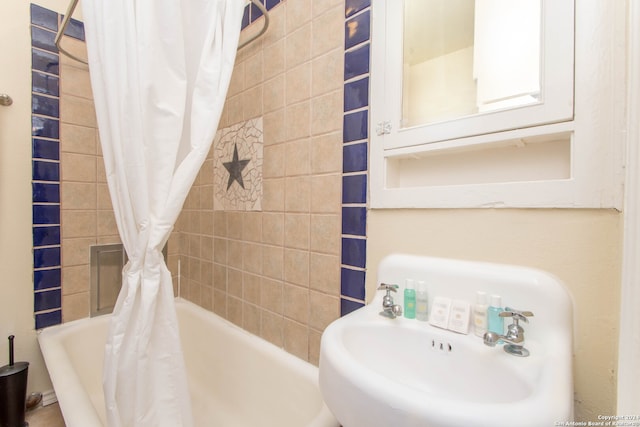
[370, 0, 624, 209]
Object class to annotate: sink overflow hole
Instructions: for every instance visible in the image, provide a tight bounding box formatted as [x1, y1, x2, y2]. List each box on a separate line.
[431, 340, 453, 352]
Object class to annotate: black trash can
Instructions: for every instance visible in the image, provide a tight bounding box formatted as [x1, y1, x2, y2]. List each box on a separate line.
[0, 362, 29, 427]
[0, 335, 29, 427]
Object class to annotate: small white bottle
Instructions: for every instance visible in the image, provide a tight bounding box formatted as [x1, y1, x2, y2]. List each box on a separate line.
[415, 280, 429, 321]
[473, 291, 488, 337]
[487, 294, 505, 337]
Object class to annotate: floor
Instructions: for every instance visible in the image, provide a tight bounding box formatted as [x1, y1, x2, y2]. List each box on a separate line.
[25, 403, 66, 427]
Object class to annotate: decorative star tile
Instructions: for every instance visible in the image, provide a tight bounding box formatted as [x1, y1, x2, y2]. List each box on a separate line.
[213, 118, 263, 211]
[223, 143, 250, 190]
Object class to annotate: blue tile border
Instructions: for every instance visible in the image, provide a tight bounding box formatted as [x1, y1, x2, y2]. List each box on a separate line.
[32, 49, 59, 75]
[343, 110, 368, 142]
[341, 267, 366, 300]
[344, 77, 369, 111]
[33, 205, 60, 225]
[32, 182, 60, 203]
[31, 4, 64, 328]
[341, 2, 371, 316]
[33, 139, 60, 160]
[344, 43, 370, 81]
[342, 206, 367, 236]
[34, 268, 61, 291]
[342, 174, 367, 204]
[250, 0, 264, 23]
[343, 143, 368, 173]
[30, 4, 58, 32]
[34, 247, 61, 269]
[32, 71, 60, 97]
[32, 116, 59, 139]
[34, 289, 62, 312]
[33, 226, 61, 247]
[32, 160, 60, 181]
[242, 0, 280, 30]
[345, 0, 371, 18]
[32, 94, 59, 118]
[35, 310, 62, 330]
[340, 298, 365, 316]
[31, 26, 57, 53]
[342, 237, 366, 269]
[265, 0, 281, 11]
[345, 9, 371, 50]
[241, 6, 250, 29]
[63, 17, 85, 41]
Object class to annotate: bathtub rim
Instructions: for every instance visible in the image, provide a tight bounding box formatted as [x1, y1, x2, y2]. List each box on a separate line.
[37, 312, 109, 426]
[37, 297, 338, 427]
[175, 298, 338, 427]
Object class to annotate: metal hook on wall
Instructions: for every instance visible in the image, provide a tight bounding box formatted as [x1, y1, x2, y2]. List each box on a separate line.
[0, 94, 13, 106]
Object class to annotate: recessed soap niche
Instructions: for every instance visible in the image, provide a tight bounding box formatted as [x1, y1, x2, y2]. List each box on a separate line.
[385, 131, 572, 188]
[90, 244, 125, 317]
[90, 244, 167, 317]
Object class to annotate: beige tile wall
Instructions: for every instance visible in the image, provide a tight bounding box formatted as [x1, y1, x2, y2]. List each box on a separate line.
[59, 37, 121, 322]
[176, 0, 345, 364]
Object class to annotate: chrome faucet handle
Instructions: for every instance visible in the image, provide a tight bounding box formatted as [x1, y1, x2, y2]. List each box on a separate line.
[500, 308, 534, 323]
[377, 283, 399, 293]
[378, 283, 402, 318]
[485, 308, 533, 357]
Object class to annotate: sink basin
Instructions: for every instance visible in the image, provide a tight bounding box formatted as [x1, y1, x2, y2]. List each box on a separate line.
[319, 255, 574, 427]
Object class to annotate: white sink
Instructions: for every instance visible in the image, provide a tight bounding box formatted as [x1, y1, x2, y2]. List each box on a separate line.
[319, 255, 574, 427]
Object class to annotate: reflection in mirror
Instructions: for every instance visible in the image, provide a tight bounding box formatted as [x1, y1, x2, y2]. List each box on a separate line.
[402, 0, 541, 128]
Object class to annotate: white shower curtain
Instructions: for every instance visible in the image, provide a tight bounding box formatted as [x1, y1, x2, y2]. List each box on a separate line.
[80, 0, 244, 426]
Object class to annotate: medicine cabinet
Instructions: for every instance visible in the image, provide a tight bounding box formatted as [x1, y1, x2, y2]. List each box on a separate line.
[369, 0, 623, 209]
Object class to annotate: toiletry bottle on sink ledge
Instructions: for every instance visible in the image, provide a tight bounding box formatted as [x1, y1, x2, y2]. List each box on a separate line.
[415, 280, 429, 321]
[404, 279, 416, 319]
[473, 291, 488, 337]
[487, 295, 505, 338]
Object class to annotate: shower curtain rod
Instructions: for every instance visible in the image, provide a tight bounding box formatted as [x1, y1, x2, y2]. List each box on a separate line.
[55, 0, 270, 64]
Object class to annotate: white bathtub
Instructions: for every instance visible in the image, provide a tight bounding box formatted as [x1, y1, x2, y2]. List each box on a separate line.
[38, 298, 338, 427]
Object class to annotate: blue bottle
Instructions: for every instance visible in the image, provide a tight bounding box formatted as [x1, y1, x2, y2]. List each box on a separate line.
[487, 294, 504, 338]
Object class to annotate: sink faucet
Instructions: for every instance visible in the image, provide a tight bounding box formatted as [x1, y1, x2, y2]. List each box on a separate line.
[378, 283, 403, 318]
[483, 308, 534, 357]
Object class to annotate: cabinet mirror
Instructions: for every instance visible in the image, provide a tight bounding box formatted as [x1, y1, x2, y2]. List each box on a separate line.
[402, 0, 542, 129]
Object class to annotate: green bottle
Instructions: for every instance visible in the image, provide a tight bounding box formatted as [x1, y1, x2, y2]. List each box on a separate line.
[404, 279, 416, 319]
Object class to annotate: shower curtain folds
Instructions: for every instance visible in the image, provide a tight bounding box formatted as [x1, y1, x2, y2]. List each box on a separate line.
[80, 1, 244, 426]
